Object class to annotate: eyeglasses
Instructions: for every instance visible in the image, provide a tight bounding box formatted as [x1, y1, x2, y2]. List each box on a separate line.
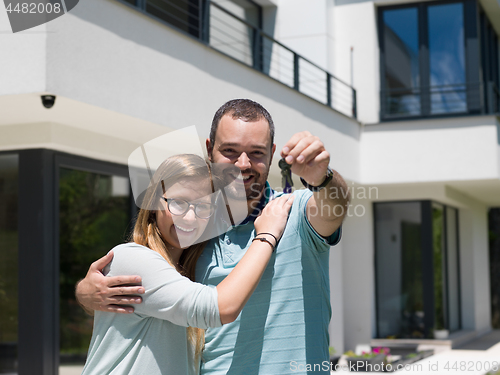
[162, 197, 216, 219]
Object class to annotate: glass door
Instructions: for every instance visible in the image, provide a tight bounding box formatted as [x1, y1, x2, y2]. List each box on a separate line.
[0, 154, 19, 374]
[432, 204, 446, 331]
[58, 167, 131, 374]
[375, 201, 461, 338]
[375, 202, 424, 338]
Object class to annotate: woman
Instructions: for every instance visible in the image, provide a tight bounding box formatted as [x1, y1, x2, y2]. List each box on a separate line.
[81, 154, 293, 375]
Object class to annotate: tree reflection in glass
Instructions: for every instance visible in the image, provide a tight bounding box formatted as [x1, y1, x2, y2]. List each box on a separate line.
[59, 168, 130, 365]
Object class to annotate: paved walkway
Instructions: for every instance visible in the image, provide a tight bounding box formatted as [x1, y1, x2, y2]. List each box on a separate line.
[60, 365, 84, 375]
[458, 331, 500, 351]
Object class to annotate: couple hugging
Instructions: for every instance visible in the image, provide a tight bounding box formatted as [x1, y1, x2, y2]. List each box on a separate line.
[77, 99, 349, 375]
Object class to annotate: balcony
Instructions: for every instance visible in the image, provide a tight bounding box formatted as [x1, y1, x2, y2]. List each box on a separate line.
[115, 0, 357, 119]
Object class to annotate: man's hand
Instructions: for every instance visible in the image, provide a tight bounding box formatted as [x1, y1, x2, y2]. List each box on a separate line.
[280, 131, 330, 186]
[75, 250, 145, 315]
[281, 131, 350, 237]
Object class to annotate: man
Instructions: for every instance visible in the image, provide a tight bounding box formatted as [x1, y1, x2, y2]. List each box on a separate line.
[76, 99, 350, 374]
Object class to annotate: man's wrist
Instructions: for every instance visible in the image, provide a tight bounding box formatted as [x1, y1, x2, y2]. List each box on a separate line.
[300, 167, 334, 192]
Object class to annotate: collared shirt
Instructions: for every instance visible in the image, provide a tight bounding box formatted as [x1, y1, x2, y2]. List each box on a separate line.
[195, 183, 341, 375]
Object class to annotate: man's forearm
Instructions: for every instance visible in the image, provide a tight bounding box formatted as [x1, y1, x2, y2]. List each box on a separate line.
[307, 169, 350, 236]
[314, 169, 351, 219]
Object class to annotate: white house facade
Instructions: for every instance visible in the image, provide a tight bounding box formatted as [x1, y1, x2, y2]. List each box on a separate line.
[0, 0, 498, 374]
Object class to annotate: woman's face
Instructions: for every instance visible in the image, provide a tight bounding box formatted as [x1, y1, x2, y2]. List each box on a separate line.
[156, 178, 213, 249]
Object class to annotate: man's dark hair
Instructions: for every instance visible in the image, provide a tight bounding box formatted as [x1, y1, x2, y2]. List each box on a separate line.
[209, 99, 275, 151]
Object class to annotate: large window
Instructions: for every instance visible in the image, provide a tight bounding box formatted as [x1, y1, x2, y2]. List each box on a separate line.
[58, 168, 131, 372]
[0, 154, 19, 374]
[374, 201, 460, 338]
[379, 0, 499, 119]
[7, 150, 134, 375]
[427, 3, 466, 114]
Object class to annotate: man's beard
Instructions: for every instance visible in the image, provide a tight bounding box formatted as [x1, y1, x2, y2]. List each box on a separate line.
[244, 169, 268, 200]
[210, 162, 269, 204]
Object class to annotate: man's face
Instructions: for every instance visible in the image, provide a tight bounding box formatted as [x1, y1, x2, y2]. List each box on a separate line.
[207, 115, 275, 204]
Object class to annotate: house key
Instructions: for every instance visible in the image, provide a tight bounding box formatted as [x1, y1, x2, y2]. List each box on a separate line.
[279, 158, 293, 193]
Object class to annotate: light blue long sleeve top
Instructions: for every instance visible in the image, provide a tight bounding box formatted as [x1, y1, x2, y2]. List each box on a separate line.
[81, 243, 222, 375]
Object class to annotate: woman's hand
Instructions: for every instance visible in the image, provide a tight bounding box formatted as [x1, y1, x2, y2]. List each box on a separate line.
[217, 194, 294, 324]
[254, 194, 294, 244]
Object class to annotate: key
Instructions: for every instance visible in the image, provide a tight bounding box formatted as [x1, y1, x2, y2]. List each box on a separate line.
[279, 158, 293, 193]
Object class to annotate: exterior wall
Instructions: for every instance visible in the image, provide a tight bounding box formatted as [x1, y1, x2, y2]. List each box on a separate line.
[274, 0, 334, 72]
[0, 7, 46, 94]
[341, 196, 375, 350]
[333, 1, 379, 124]
[361, 116, 500, 184]
[329, 240, 345, 354]
[459, 203, 493, 334]
[0, 0, 361, 181]
[0, 94, 174, 165]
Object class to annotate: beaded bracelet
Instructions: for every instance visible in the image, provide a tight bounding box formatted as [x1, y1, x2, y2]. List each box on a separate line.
[252, 237, 275, 252]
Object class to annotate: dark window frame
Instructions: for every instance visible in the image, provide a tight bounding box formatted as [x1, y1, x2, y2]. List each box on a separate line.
[0, 151, 20, 374]
[479, 6, 500, 113]
[378, 0, 498, 121]
[373, 200, 462, 339]
[14, 149, 135, 375]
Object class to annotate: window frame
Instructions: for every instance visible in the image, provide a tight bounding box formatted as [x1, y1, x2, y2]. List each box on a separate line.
[377, 0, 493, 121]
[0, 151, 20, 375]
[479, 7, 500, 113]
[373, 200, 462, 339]
[15, 149, 135, 375]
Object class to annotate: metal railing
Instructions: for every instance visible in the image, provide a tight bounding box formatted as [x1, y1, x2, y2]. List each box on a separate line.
[119, 0, 357, 119]
[381, 82, 499, 119]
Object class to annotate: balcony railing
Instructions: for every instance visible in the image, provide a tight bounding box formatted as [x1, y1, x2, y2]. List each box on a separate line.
[381, 82, 500, 120]
[117, 0, 357, 119]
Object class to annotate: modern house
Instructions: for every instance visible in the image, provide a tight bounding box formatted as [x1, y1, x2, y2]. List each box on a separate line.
[0, 0, 498, 374]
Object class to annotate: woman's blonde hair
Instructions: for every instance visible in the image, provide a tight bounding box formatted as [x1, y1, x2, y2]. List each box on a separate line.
[131, 154, 211, 363]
